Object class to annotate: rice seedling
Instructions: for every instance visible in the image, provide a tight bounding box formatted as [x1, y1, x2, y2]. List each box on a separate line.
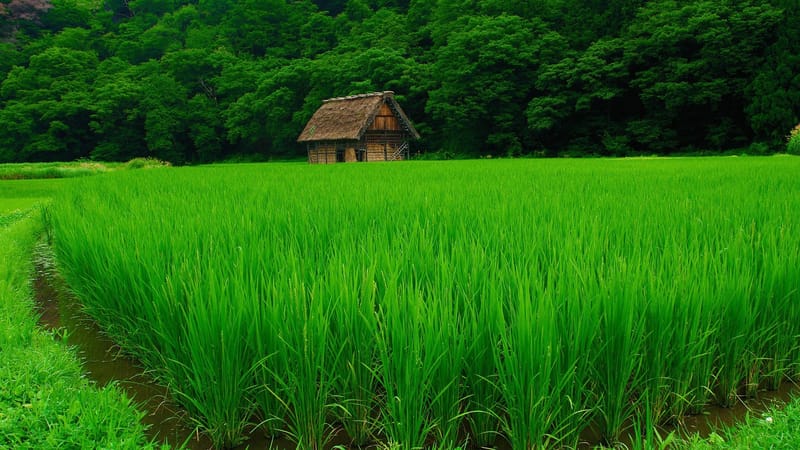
[328, 262, 380, 446]
[550, 261, 600, 448]
[593, 256, 647, 445]
[424, 277, 468, 449]
[250, 278, 289, 439]
[751, 224, 800, 391]
[461, 275, 504, 448]
[709, 244, 757, 408]
[164, 270, 256, 449]
[494, 251, 596, 449]
[374, 273, 439, 449]
[268, 273, 342, 450]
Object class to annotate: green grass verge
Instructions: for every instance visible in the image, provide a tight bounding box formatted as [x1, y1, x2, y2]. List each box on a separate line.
[0, 204, 165, 448]
[684, 396, 800, 449]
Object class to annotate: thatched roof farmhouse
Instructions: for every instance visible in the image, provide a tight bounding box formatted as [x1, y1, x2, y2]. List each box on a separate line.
[297, 91, 420, 163]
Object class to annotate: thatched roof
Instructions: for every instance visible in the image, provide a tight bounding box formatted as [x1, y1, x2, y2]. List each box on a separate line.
[297, 91, 420, 142]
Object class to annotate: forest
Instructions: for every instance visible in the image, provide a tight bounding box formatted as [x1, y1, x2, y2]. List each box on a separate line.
[1, 0, 798, 163]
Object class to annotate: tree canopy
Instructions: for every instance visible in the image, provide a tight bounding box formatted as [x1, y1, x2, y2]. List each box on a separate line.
[0, 0, 797, 162]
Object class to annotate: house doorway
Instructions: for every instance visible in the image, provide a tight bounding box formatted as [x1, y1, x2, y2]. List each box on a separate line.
[336, 144, 346, 162]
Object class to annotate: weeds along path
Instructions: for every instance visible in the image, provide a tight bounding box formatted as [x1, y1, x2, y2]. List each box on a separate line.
[48, 157, 800, 449]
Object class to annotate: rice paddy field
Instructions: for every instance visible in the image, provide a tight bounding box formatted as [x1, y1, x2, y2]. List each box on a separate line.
[48, 157, 800, 449]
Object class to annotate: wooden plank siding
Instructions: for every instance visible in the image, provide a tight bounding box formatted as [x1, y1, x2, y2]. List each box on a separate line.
[309, 134, 407, 162]
[307, 142, 338, 164]
[364, 131, 406, 161]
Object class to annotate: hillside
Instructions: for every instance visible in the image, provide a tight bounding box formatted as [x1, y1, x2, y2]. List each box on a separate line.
[1, 0, 798, 163]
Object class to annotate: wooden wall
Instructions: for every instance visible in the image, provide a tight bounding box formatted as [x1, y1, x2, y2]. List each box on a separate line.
[307, 129, 409, 163]
[308, 143, 337, 164]
[363, 130, 406, 161]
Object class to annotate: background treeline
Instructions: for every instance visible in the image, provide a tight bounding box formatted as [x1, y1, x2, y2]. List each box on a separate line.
[1, 0, 798, 163]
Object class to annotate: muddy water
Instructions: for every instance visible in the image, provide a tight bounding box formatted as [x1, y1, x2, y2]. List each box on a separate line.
[31, 246, 798, 450]
[679, 385, 798, 437]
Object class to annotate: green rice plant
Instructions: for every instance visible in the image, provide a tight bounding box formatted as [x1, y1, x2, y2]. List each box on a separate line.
[665, 292, 717, 422]
[162, 271, 257, 449]
[680, 250, 721, 416]
[751, 225, 800, 390]
[783, 265, 800, 382]
[628, 405, 677, 450]
[328, 264, 380, 446]
[400, 220, 478, 448]
[638, 232, 717, 427]
[45, 157, 800, 449]
[50, 174, 256, 448]
[545, 245, 600, 448]
[737, 222, 779, 399]
[637, 266, 686, 431]
[375, 272, 439, 450]
[249, 273, 289, 438]
[268, 273, 342, 450]
[593, 256, 647, 445]
[461, 275, 504, 448]
[709, 238, 757, 408]
[494, 262, 582, 449]
[640, 281, 685, 427]
[670, 245, 717, 420]
[424, 277, 468, 448]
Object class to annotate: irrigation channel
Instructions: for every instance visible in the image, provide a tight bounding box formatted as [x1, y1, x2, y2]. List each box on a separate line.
[32, 244, 798, 450]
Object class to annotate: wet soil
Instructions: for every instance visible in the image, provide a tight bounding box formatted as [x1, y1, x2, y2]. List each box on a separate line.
[31, 245, 798, 449]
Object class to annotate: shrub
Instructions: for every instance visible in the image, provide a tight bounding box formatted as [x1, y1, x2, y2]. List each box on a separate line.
[747, 141, 770, 155]
[787, 124, 800, 155]
[124, 158, 170, 170]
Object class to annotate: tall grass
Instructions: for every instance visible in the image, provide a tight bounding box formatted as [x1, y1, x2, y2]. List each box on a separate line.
[48, 157, 800, 448]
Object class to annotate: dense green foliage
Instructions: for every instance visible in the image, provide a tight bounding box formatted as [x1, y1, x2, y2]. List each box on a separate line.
[1, 0, 799, 162]
[50, 157, 800, 448]
[0, 197, 162, 449]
